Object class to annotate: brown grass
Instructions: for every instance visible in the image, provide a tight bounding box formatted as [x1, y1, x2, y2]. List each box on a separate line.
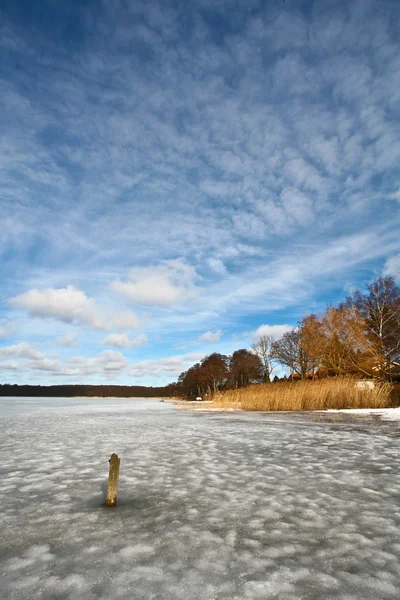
[211, 378, 393, 412]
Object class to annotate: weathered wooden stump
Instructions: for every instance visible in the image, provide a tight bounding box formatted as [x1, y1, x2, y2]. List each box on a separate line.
[105, 453, 120, 507]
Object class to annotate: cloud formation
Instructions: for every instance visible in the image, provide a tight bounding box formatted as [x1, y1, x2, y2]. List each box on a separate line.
[1, 0, 400, 384]
[0, 321, 16, 339]
[56, 332, 80, 347]
[66, 350, 129, 376]
[198, 330, 222, 343]
[0, 343, 44, 360]
[9, 286, 140, 333]
[102, 333, 148, 349]
[111, 260, 198, 307]
[384, 254, 400, 281]
[252, 324, 294, 341]
[130, 353, 204, 379]
[112, 312, 139, 331]
[9, 286, 107, 330]
[0, 348, 130, 379]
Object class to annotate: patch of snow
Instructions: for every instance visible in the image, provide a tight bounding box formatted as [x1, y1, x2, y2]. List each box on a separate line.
[325, 407, 400, 421]
[192, 407, 238, 412]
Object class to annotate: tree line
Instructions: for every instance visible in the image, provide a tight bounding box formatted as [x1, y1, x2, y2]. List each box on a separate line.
[169, 276, 400, 399]
[0, 384, 168, 398]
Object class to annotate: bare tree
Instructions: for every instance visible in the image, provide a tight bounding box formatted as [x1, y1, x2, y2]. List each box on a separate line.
[271, 328, 317, 379]
[345, 276, 400, 379]
[251, 335, 275, 382]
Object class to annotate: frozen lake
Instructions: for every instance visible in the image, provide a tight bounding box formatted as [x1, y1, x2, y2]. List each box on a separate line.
[1, 397, 400, 599]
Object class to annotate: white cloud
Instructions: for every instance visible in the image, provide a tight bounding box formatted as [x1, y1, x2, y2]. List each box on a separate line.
[280, 187, 314, 226]
[198, 330, 222, 343]
[29, 358, 61, 372]
[252, 324, 293, 340]
[56, 332, 80, 347]
[0, 321, 16, 339]
[0, 360, 24, 372]
[112, 311, 139, 330]
[102, 333, 148, 349]
[208, 258, 227, 275]
[0, 342, 44, 360]
[22, 350, 130, 378]
[0, 339, 131, 379]
[383, 254, 400, 281]
[111, 259, 198, 307]
[66, 350, 129, 375]
[8, 286, 139, 333]
[9, 286, 107, 330]
[130, 352, 204, 378]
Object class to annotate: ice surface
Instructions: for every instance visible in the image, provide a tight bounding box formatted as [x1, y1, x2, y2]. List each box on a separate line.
[1, 397, 400, 599]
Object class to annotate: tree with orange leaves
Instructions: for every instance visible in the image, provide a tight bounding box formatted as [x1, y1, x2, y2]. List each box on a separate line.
[301, 306, 376, 377]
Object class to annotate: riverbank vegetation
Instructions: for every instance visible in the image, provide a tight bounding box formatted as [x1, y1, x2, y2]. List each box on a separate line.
[211, 378, 393, 412]
[170, 276, 400, 409]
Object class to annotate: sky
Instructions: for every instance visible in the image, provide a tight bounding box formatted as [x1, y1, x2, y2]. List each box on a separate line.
[1, 0, 400, 386]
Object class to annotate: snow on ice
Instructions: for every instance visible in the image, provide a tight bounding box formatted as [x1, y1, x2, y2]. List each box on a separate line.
[325, 407, 400, 421]
[1, 397, 400, 599]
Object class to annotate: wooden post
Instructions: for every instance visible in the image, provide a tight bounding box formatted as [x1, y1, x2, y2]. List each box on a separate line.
[105, 453, 120, 507]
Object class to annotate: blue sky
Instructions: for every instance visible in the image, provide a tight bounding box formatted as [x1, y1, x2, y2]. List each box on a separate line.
[1, 0, 400, 386]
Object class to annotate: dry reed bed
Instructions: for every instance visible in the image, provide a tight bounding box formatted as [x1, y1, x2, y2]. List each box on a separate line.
[211, 378, 393, 412]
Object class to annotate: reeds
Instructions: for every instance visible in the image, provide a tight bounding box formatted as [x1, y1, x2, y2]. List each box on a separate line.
[211, 377, 393, 412]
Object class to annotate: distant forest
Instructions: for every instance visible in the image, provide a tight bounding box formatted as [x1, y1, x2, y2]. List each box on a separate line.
[0, 384, 168, 398]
